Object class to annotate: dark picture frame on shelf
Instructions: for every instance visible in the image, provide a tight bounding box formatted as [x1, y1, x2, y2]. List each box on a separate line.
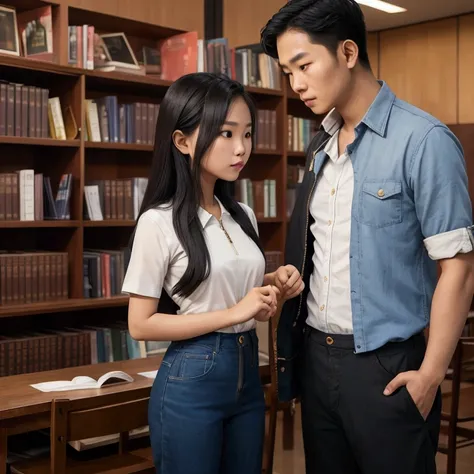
[100, 32, 139, 67]
[0, 4, 20, 56]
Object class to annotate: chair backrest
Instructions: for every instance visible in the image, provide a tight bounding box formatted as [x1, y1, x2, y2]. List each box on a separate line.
[51, 394, 150, 474]
[447, 337, 474, 420]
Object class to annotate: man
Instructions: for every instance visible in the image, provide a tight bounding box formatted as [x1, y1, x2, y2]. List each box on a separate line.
[260, 1, 474, 473]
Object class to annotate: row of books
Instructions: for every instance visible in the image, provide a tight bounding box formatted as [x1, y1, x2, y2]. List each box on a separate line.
[0, 321, 170, 377]
[235, 178, 277, 219]
[0, 82, 73, 140]
[83, 249, 131, 299]
[68, 24, 95, 70]
[83, 243, 282, 300]
[0, 171, 72, 221]
[84, 97, 159, 145]
[68, 26, 283, 90]
[0, 82, 48, 138]
[288, 115, 319, 152]
[0, 252, 68, 306]
[84, 178, 148, 221]
[255, 109, 278, 151]
[160, 33, 281, 90]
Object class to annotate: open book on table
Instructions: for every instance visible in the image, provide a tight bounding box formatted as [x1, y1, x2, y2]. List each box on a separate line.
[30, 371, 134, 392]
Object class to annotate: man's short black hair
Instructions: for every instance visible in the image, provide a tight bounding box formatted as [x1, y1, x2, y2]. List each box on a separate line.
[260, 0, 371, 70]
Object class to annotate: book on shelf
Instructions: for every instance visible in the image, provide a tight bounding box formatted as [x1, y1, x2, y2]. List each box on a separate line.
[84, 96, 159, 145]
[287, 164, 305, 217]
[83, 177, 148, 221]
[235, 178, 277, 219]
[0, 251, 68, 306]
[30, 370, 134, 392]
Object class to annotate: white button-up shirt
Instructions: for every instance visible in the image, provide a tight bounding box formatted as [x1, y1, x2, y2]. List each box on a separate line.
[122, 198, 266, 333]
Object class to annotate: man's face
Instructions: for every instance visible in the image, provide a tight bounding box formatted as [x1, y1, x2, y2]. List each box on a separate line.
[277, 29, 351, 115]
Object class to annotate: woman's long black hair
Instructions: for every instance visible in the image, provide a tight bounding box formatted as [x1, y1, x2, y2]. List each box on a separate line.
[134, 72, 265, 299]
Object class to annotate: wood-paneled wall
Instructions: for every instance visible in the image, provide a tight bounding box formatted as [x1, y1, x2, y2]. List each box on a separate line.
[223, 0, 285, 48]
[367, 32, 379, 78]
[60, 0, 205, 38]
[458, 15, 474, 125]
[376, 14, 474, 125]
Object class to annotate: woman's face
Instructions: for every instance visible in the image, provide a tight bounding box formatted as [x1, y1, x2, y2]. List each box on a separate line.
[189, 97, 253, 183]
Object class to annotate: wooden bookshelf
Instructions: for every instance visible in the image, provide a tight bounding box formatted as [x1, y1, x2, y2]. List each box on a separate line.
[0, 296, 128, 318]
[84, 142, 153, 151]
[0, 220, 80, 228]
[0, 0, 299, 383]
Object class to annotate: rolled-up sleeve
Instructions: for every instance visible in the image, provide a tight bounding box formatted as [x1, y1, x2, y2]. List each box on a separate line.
[410, 125, 473, 260]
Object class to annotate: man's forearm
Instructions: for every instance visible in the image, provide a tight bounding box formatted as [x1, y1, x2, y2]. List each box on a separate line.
[420, 257, 474, 385]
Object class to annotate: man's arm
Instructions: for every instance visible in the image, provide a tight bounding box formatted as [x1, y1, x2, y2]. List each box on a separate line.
[420, 253, 474, 385]
[384, 125, 474, 418]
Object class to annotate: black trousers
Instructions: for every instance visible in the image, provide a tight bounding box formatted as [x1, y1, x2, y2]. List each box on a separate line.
[300, 326, 442, 474]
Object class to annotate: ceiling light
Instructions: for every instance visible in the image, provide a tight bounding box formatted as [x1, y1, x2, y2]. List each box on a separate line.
[357, 0, 407, 13]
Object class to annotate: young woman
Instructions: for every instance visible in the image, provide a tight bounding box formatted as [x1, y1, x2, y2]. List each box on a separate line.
[121, 72, 303, 474]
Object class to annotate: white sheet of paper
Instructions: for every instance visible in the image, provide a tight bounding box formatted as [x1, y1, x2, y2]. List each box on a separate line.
[138, 370, 158, 379]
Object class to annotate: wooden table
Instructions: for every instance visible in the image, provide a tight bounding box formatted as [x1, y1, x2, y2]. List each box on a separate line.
[0, 357, 271, 474]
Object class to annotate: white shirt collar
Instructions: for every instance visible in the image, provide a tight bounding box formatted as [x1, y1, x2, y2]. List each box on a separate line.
[198, 196, 230, 228]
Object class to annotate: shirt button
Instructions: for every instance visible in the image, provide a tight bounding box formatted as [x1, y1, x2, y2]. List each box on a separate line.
[324, 276, 328, 282]
[327, 220, 332, 226]
[330, 188, 336, 196]
[280, 366, 286, 373]
[320, 304, 325, 311]
[377, 189, 385, 197]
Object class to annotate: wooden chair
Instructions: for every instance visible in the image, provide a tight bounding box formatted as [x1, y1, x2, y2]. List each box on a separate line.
[258, 307, 301, 474]
[11, 393, 154, 474]
[438, 332, 474, 474]
[259, 318, 278, 474]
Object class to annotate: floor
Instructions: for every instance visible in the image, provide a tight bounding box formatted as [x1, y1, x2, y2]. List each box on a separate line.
[272, 405, 474, 474]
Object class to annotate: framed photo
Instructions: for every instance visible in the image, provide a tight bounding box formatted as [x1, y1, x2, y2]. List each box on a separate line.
[0, 5, 20, 56]
[100, 32, 139, 67]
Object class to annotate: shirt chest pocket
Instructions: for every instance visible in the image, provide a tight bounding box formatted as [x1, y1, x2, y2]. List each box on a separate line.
[359, 180, 403, 228]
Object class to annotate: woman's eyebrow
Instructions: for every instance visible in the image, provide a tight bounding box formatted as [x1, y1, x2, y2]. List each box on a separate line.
[224, 121, 252, 127]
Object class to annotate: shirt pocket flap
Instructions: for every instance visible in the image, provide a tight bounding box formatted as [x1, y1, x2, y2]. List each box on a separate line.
[362, 181, 402, 200]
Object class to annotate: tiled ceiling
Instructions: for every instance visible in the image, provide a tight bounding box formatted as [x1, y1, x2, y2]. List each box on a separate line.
[361, 0, 474, 31]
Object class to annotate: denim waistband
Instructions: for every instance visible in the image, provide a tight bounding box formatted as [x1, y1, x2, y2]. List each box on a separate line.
[170, 329, 258, 353]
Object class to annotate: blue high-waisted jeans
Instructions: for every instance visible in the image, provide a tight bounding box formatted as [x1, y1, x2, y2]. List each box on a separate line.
[148, 329, 265, 474]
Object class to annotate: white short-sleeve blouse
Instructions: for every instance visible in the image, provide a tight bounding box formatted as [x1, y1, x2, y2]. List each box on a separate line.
[121, 198, 266, 333]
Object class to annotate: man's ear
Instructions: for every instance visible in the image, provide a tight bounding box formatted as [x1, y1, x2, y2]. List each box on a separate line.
[341, 39, 358, 70]
[172, 130, 192, 155]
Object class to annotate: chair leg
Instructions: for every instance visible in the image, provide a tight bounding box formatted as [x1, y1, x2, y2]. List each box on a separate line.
[0, 428, 7, 474]
[446, 420, 457, 474]
[264, 398, 278, 474]
[119, 432, 129, 454]
[282, 404, 294, 451]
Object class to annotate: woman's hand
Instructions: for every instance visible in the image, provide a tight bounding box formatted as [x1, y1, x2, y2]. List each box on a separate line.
[274, 265, 304, 301]
[229, 285, 280, 324]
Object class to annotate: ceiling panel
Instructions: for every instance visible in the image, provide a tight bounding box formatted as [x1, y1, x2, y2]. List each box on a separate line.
[361, 0, 474, 31]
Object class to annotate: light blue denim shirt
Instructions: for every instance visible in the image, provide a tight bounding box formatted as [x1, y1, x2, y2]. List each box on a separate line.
[310, 81, 473, 353]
